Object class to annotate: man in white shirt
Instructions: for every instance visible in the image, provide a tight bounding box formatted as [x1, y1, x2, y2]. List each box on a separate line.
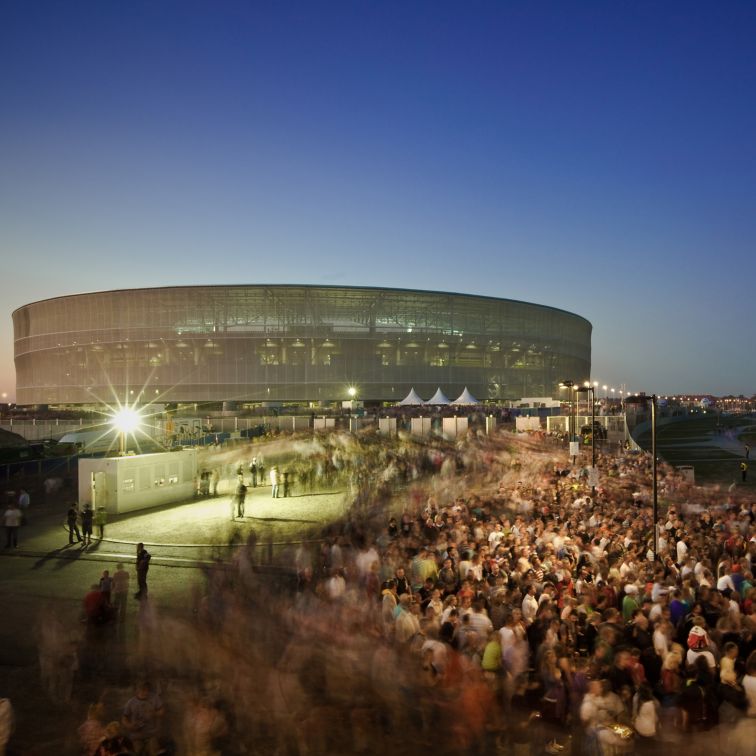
[468, 600, 494, 637]
[488, 523, 505, 550]
[3, 502, 22, 549]
[326, 568, 346, 601]
[717, 569, 736, 594]
[521, 584, 539, 625]
[676, 537, 688, 565]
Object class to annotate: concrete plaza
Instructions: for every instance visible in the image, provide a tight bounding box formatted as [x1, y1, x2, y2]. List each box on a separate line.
[0, 481, 349, 754]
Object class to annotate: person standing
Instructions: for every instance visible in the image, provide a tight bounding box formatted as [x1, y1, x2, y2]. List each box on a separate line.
[3, 501, 21, 549]
[113, 562, 130, 621]
[99, 569, 113, 605]
[282, 469, 291, 498]
[17, 488, 30, 525]
[81, 505, 94, 546]
[741, 461, 748, 482]
[249, 457, 258, 488]
[234, 477, 247, 519]
[134, 543, 151, 599]
[94, 506, 107, 540]
[257, 458, 265, 486]
[270, 466, 279, 498]
[199, 470, 210, 496]
[67, 505, 83, 545]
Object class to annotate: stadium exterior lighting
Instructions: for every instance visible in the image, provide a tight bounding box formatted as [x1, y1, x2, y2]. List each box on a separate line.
[111, 406, 142, 454]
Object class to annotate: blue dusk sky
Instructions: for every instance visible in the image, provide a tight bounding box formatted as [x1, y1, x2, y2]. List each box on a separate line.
[1, 1, 755, 400]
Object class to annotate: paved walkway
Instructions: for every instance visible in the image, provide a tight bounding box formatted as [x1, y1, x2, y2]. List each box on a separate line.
[0, 482, 352, 755]
[4, 482, 349, 565]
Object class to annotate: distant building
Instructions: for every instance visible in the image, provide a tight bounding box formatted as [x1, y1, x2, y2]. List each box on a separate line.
[13, 285, 591, 406]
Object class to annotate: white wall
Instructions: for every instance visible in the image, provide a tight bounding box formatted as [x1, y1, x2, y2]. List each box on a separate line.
[78, 449, 197, 515]
[515, 416, 542, 432]
[442, 416, 469, 439]
[379, 417, 397, 436]
[410, 417, 432, 437]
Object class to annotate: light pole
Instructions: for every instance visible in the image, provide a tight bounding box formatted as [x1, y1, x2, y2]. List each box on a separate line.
[559, 380, 575, 441]
[651, 394, 657, 561]
[577, 384, 596, 497]
[626, 393, 658, 561]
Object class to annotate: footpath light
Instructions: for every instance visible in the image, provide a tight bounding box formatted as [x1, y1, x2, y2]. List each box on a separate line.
[626, 393, 658, 562]
[111, 406, 142, 454]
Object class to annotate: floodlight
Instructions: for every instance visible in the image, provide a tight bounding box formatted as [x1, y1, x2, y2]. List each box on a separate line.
[347, 386, 357, 398]
[112, 407, 142, 434]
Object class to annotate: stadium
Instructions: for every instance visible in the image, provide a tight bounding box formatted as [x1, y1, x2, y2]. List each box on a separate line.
[13, 285, 591, 406]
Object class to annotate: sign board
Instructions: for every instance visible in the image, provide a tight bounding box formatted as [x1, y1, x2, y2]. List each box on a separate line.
[676, 465, 695, 483]
[515, 416, 542, 432]
[587, 466, 599, 488]
[410, 417, 432, 437]
[378, 417, 398, 436]
[569, 441, 580, 457]
[442, 416, 469, 439]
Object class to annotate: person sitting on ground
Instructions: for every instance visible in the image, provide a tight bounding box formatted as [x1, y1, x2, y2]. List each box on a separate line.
[122, 681, 164, 755]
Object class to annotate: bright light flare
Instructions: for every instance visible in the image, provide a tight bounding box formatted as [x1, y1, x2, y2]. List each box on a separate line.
[111, 407, 142, 433]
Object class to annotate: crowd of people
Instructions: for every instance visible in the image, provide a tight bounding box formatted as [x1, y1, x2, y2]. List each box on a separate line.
[269, 430, 756, 755]
[5, 424, 755, 755]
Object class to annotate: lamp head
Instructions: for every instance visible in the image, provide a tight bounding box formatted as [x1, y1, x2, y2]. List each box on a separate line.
[111, 407, 141, 433]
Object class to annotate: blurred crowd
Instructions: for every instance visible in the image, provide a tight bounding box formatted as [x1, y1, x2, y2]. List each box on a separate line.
[9, 427, 756, 755]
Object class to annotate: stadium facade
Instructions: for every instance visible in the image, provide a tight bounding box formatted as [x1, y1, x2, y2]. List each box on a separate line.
[13, 285, 591, 406]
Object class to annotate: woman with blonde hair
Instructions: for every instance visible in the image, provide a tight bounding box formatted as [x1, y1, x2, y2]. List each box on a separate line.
[77, 702, 105, 755]
[660, 645, 683, 701]
[93, 721, 133, 756]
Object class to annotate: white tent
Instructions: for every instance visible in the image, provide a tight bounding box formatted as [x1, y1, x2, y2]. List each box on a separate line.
[451, 387, 479, 405]
[398, 387, 425, 406]
[426, 387, 451, 405]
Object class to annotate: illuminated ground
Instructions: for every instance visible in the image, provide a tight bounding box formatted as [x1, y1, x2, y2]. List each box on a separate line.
[0, 481, 351, 754]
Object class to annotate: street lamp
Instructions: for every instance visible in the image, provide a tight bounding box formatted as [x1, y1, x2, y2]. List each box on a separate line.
[577, 385, 596, 497]
[111, 406, 142, 455]
[559, 380, 575, 442]
[626, 393, 658, 562]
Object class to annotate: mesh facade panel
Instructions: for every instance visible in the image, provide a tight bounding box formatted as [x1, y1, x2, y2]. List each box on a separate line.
[13, 285, 591, 404]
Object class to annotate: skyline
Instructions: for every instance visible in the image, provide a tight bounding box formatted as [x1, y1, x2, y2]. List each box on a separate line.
[2, 1, 756, 400]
